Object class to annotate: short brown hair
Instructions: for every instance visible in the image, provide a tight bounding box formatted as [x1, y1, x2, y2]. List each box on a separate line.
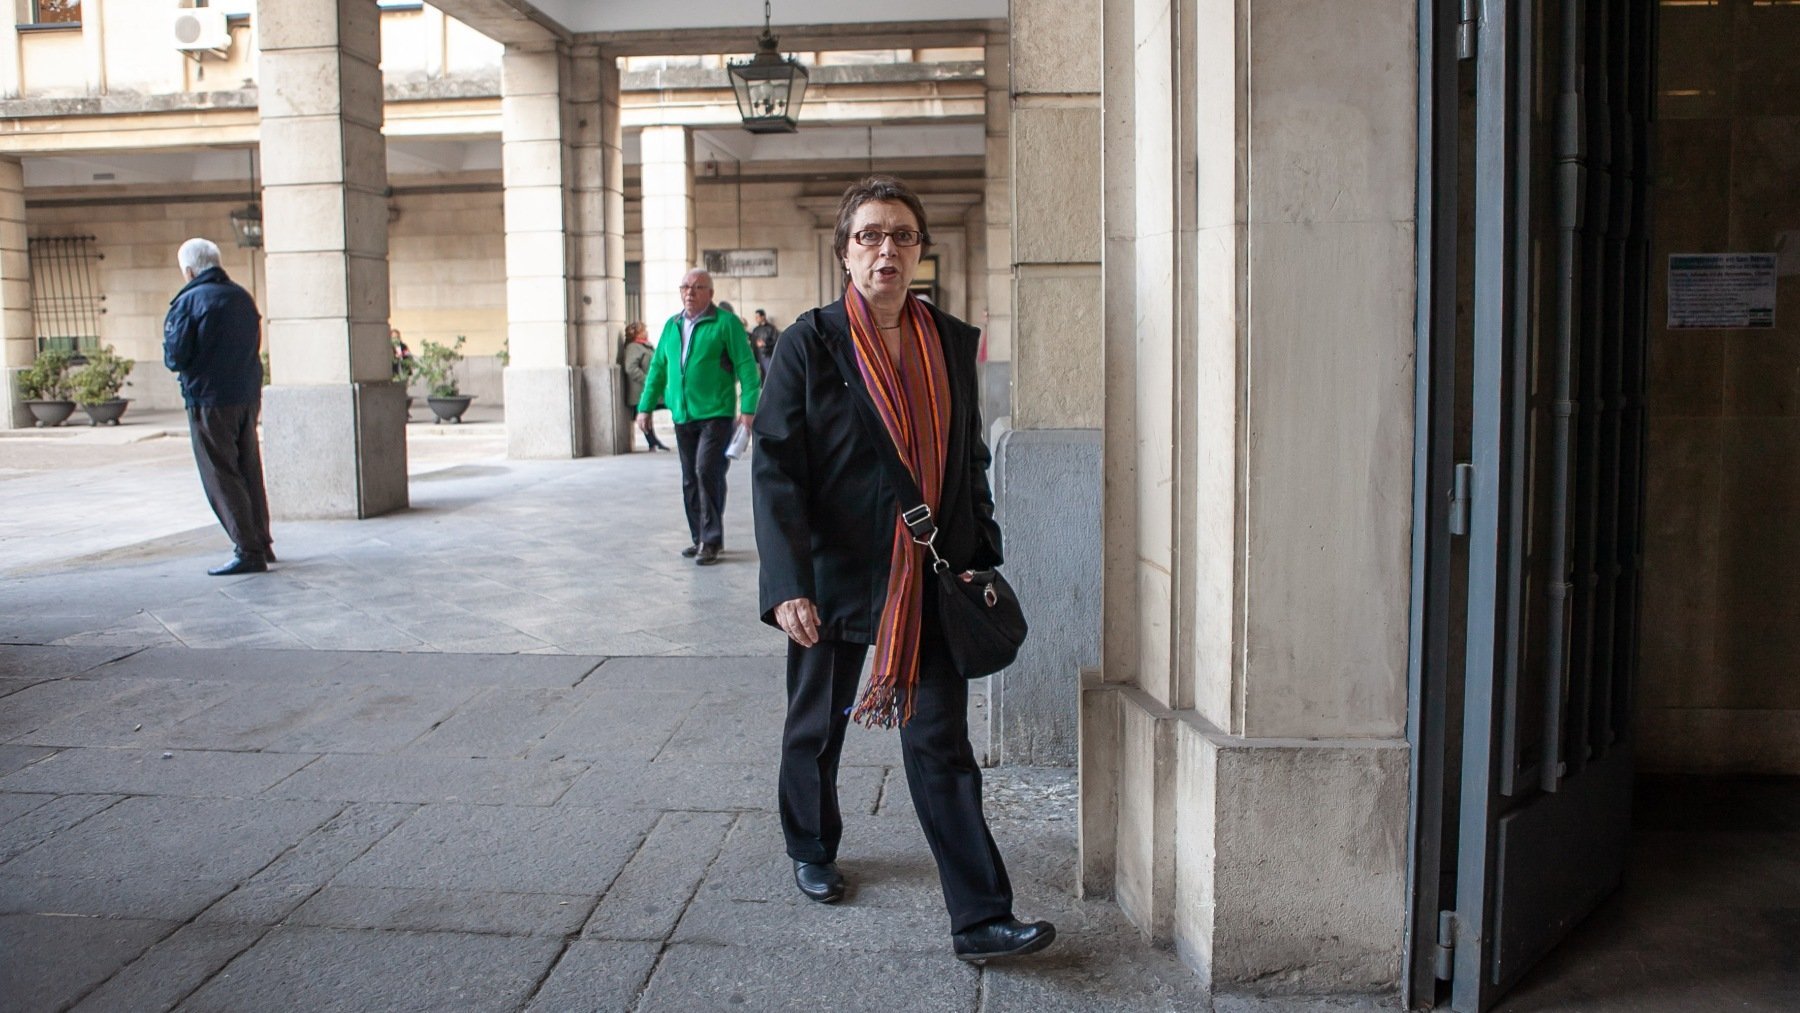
[832, 175, 932, 264]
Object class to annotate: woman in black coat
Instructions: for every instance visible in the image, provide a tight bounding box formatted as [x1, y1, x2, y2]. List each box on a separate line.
[751, 175, 1055, 962]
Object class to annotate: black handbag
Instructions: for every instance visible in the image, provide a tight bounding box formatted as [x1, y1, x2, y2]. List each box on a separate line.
[827, 338, 1028, 679]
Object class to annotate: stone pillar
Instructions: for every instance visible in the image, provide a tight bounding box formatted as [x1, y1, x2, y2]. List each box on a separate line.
[257, 0, 407, 519]
[500, 44, 581, 458]
[1083, 0, 1415, 993]
[639, 125, 694, 337]
[583, 55, 629, 455]
[986, 0, 1105, 768]
[2, 157, 31, 429]
[500, 45, 627, 459]
[981, 33, 1013, 426]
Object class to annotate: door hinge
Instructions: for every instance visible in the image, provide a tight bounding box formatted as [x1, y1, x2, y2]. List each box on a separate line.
[1449, 462, 1473, 536]
[1434, 909, 1457, 980]
[1457, 0, 1478, 60]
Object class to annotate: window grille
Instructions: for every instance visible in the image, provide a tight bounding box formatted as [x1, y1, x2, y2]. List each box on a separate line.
[28, 235, 105, 357]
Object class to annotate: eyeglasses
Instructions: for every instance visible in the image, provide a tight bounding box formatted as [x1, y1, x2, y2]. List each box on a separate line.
[678, 284, 712, 291]
[850, 229, 925, 248]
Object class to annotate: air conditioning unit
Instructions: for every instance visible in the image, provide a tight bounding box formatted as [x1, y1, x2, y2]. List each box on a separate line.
[172, 8, 232, 55]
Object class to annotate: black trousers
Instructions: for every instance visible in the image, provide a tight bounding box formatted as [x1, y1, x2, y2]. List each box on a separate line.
[187, 402, 272, 558]
[779, 609, 1014, 933]
[675, 416, 733, 548]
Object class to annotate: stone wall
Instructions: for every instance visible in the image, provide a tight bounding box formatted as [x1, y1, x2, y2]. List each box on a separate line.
[1638, 0, 1800, 775]
[26, 197, 268, 411]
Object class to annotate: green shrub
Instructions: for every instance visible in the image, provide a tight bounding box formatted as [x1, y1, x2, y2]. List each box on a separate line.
[19, 349, 74, 401]
[70, 345, 135, 404]
[415, 335, 466, 398]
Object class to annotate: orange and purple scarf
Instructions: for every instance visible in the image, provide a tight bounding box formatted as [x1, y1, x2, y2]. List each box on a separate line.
[845, 285, 952, 729]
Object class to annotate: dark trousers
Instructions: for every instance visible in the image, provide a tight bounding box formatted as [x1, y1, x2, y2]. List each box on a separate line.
[674, 416, 733, 548]
[187, 403, 272, 558]
[779, 611, 1014, 932]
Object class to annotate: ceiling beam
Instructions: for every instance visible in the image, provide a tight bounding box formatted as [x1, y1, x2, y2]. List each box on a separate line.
[422, 0, 566, 45]
[590, 18, 1003, 58]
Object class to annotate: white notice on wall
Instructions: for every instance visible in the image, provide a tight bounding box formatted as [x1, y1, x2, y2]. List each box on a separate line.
[1667, 253, 1777, 329]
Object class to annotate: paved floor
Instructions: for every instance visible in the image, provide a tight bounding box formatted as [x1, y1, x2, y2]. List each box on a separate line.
[3, 414, 1787, 1012]
[0, 415, 1228, 1013]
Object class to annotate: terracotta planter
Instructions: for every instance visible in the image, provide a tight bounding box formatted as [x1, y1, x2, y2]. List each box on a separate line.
[25, 399, 76, 427]
[427, 395, 474, 423]
[80, 398, 131, 426]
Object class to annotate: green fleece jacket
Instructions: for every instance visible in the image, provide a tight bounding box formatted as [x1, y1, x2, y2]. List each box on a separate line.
[638, 306, 762, 422]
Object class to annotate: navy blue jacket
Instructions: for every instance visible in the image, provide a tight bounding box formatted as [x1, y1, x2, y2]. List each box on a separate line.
[163, 266, 263, 407]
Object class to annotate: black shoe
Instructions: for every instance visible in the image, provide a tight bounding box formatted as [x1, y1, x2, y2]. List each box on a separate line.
[695, 544, 721, 566]
[681, 543, 700, 558]
[264, 547, 278, 563]
[952, 917, 1057, 963]
[208, 553, 268, 577]
[793, 860, 845, 904]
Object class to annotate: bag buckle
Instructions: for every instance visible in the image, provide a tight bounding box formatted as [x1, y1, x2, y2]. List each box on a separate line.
[901, 504, 936, 541]
[984, 584, 998, 607]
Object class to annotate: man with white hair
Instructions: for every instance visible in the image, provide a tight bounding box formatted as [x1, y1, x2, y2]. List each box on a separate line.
[163, 237, 273, 575]
[636, 268, 761, 565]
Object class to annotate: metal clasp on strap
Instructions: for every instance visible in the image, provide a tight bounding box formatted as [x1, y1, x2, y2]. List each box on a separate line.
[900, 504, 951, 573]
[901, 504, 937, 543]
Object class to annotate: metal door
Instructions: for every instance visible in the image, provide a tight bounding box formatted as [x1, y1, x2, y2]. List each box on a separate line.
[1447, 1, 1654, 1009]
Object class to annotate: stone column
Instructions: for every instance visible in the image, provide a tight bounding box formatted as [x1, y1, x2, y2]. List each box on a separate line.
[499, 44, 627, 459]
[638, 125, 694, 336]
[986, 0, 1105, 768]
[981, 33, 1013, 426]
[257, 0, 407, 518]
[581, 54, 629, 454]
[1084, 0, 1415, 992]
[1, 157, 31, 429]
[500, 44, 581, 458]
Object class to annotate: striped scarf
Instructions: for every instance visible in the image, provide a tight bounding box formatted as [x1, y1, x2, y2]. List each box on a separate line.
[845, 285, 952, 729]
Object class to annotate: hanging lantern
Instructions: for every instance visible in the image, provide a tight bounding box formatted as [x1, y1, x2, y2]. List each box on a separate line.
[727, 2, 809, 134]
[228, 203, 263, 248]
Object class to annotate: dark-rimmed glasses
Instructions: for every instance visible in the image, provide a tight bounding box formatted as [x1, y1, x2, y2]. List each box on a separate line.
[850, 229, 925, 248]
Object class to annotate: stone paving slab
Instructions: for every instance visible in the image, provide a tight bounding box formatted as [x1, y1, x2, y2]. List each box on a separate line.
[0, 746, 54, 778]
[330, 804, 657, 896]
[16, 679, 245, 749]
[287, 884, 593, 938]
[636, 943, 982, 1012]
[196, 802, 416, 927]
[0, 747, 316, 797]
[0, 913, 179, 1013]
[173, 926, 564, 1013]
[523, 939, 662, 1013]
[400, 685, 588, 758]
[2, 796, 339, 885]
[0, 644, 135, 679]
[0, 676, 143, 741]
[265, 753, 587, 806]
[583, 809, 737, 941]
[69, 922, 268, 1013]
[0, 792, 122, 864]
[0, 870, 234, 922]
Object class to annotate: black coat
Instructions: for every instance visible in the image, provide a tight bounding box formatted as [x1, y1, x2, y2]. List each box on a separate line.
[752, 297, 1003, 643]
[162, 267, 264, 407]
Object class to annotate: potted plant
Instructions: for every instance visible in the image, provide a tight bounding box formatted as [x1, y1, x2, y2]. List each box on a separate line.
[19, 349, 76, 427]
[416, 335, 473, 423]
[71, 345, 135, 426]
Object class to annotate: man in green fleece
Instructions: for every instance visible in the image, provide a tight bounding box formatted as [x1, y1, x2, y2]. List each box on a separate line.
[637, 268, 762, 566]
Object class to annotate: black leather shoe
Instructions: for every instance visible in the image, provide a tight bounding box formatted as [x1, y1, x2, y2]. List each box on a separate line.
[952, 917, 1056, 962]
[681, 543, 700, 558]
[793, 860, 845, 904]
[207, 554, 268, 577]
[695, 544, 721, 566]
